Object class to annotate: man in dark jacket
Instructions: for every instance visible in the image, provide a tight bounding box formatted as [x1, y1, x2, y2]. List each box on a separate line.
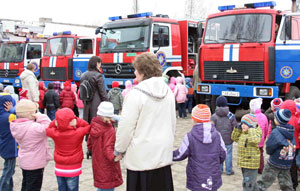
[43, 83, 60, 121]
[211, 96, 237, 175]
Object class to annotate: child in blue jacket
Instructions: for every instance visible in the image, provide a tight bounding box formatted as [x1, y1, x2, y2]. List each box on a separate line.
[0, 94, 17, 191]
[257, 109, 295, 190]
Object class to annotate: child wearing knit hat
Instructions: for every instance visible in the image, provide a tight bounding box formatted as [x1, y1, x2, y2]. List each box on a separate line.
[257, 109, 295, 190]
[87, 101, 123, 190]
[265, 98, 283, 135]
[249, 98, 269, 174]
[173, 104, 227, 191]
[10, 99, 51, 191]
[108, 81, 123, 115]
[232, 113, 262, 191]
[211, 95, 237, 175]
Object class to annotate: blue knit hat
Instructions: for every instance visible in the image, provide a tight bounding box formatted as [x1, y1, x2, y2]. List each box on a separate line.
[216, 96, 227, 107]
[275, 109, 291, 124]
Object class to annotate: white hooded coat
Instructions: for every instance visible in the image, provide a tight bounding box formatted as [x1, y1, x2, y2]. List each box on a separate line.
[20, 69, 39, 102]
[115, 77, 176, 171]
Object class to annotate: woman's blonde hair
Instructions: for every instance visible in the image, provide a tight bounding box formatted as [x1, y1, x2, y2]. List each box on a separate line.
[102, 116, 114, 124]
[132, 52, 162, 81]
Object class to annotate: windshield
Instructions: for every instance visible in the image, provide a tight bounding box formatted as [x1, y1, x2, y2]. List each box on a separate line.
[0, 43, 25, 62]
[100, 25, 150, 52]
[204, 14, 272, 44]
[45, 37, 74, 56]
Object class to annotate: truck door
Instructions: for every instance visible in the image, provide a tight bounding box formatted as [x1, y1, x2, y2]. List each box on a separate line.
[25, 43, 43, 77]
[275, 14, 300, 83]
[150, 23, 173, 71]
[73, 38, 95, 81]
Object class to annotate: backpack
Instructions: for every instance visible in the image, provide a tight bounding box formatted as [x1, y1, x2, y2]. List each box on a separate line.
[79, 79, 94, 102]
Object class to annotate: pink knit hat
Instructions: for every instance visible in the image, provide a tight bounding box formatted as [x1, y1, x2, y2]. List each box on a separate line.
[191, 104, 211, 123]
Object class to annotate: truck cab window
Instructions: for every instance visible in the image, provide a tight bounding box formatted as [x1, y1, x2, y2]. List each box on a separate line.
[153, 25, 169, 47]
[27, 45, 42, 59]
[76, 39, 93, 54]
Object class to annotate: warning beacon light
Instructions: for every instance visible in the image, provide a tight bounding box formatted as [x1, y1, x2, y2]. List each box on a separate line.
[53, 31, 72, 36]
[218, 5, 235, 11]
[244, 1, 276, 9]
[108, 12, 153, 21]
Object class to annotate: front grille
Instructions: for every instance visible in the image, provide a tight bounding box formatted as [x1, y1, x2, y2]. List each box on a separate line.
[0, 70, 19, 78]
[42, 67, 67, 81]
[204, 61, 264, 82]
[101, 63, 135, 78]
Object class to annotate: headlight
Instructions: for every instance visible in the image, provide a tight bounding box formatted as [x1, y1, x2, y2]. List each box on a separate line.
[197, 85, 210, 93]
[255, 87, 272, 97]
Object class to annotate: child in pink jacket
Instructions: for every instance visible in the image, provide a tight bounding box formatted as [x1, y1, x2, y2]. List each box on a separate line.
[122, 80, 132, 100]
[10, 99, 52, 191]
[174, 76, 188, 118]
[249, 98, 268, 174]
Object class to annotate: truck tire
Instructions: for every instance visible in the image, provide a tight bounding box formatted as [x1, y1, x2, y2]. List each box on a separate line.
[285, 86, 300, 100]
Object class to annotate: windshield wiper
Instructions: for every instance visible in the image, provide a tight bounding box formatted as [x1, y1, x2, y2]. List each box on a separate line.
[219, 38, 235, 42]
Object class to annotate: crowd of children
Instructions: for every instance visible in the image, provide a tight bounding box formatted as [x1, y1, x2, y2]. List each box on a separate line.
[2, 75, 300, 191]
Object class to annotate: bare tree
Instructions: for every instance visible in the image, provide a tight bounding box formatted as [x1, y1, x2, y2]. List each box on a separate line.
[184, 0, 210, 20]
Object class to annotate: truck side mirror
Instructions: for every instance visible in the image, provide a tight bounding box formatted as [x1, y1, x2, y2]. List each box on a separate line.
[95, 27, 103, 35]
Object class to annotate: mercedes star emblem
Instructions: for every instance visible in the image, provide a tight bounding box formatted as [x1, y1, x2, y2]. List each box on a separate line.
[115, 64, 122, 74]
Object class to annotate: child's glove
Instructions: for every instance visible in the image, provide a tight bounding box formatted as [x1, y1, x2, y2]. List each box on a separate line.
[113, 115, 120, 122]
[114, 154, 123, 162]
[236, 123, 242, 129]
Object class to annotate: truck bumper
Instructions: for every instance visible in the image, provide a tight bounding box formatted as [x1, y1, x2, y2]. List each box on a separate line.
[0, 77, 22, 87]
[104, 77, 131, 90]
[196, 83, 279, 99]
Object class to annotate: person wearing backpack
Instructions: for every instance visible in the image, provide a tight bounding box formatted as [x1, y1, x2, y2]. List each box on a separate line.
[80, 56, 108, 159]
[108, 81, 123, 115]
[80, 56, 108, 123]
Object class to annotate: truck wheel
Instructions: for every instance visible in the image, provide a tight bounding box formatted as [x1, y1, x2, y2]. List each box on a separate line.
[285, 86, 300, 100]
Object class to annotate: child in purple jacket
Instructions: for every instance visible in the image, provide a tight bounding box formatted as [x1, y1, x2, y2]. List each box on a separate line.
[173, 104, 227, 191]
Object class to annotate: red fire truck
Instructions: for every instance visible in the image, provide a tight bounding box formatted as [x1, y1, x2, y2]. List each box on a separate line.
[96, 12, 203, 89]
[0, 39, 45, 87]
[41, 31, 101, 86]
[196, 1, 300, 109]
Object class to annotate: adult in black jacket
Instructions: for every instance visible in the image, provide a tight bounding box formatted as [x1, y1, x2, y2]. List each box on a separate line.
[80, 56, 108, 123]
[43, 83, 60, 120]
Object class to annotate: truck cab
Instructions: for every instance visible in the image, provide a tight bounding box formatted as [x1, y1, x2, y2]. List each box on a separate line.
[0, 40, 44, 87]
[41, 31, 101, 86]
[196, 1, 300, 108]
[98, 12, 202, 89]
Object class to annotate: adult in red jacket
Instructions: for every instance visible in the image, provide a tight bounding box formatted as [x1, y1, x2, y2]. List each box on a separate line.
[281, 99, 300, 190]
[46, 108, 90, 190]
[59, 81, 76, 109]
[38, 81, 46, 113]
[87, 115, 123, 190]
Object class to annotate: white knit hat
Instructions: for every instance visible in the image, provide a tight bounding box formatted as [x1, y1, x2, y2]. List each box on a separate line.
[97, 101, 114, 117]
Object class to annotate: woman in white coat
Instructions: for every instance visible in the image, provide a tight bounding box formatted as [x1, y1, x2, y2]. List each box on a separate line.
[115, 53, 176, 191]
[20, 64, 39, 102]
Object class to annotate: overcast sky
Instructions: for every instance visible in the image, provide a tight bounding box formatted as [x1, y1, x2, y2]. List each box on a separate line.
[0, 0, 292, 26]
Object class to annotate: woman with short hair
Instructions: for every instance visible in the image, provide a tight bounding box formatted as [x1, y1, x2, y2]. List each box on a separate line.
[115, 52, 176, 191]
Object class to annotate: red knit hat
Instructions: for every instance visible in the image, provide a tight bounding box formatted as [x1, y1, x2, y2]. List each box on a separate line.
[64, 81, 71, 87]
[271, 98, 283, 109]
[191, 104, 211, 123]
[19, 88, 28, 97]
[112, 81, 119, 88]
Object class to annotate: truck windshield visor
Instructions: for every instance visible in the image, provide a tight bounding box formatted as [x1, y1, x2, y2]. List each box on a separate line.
[45, 37, 74, 56]
[204, 14, 272, 44]
[0, 43, 25, 62]
[100, 25, 150, 52]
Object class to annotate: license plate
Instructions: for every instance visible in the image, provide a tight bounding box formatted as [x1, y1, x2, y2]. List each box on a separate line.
[3, 80, 9, 83]
[221, 91, 240, 97]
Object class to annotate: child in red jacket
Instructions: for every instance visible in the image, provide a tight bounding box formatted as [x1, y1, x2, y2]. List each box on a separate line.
[87, 101, 123, 191]
[38, 81, 47, 113]
[46, 108, 90, 191]
[59, 81, 76, 109]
